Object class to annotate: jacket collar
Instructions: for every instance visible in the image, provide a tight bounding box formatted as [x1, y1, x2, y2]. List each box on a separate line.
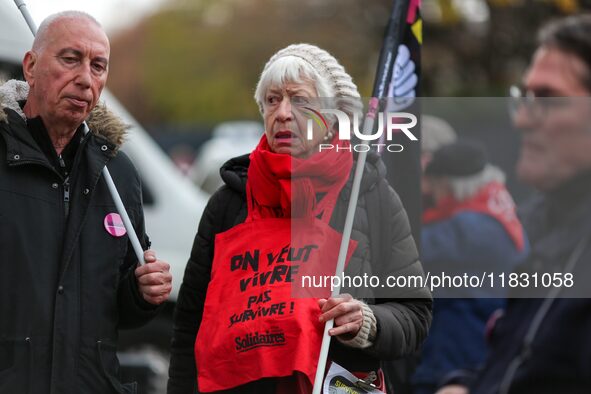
[0, 79, 128, 151]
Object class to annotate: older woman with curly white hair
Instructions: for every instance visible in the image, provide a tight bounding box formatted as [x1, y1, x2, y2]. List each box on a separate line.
[168, 43, 432, 394]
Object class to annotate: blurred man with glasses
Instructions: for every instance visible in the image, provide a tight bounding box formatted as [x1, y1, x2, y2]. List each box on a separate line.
[437, 14, 591, 394]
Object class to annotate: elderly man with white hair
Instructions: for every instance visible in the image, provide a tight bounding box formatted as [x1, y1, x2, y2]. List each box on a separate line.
[0, 11, 171, 394]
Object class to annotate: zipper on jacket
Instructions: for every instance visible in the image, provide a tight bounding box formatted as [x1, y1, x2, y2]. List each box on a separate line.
[57, 154, 69, 177]
[57, 154, 71, 219]
[63, 177, 70, 219]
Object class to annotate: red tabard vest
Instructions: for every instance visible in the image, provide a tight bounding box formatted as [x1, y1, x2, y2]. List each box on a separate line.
[195, 213, 356, 392]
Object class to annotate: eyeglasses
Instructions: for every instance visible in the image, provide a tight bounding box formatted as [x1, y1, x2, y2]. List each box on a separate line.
[508, 84, 573, 124]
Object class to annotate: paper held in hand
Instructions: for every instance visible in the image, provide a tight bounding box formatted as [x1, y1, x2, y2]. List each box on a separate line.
[324, 362, 384, 394]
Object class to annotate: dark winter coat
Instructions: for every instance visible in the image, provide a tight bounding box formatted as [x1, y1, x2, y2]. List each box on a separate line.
[168, 151, 432, 394]
[0, 80, 159, 394]
[468, 171, 591, 394]
[441, 171, 591, 394]
[413, 210, 528, 392]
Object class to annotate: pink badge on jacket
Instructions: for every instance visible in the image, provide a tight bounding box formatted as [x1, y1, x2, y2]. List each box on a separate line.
[104, 213, 126, 237]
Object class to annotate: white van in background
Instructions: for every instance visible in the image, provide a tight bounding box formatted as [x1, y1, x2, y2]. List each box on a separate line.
[0, 3, 208, 392]
[189, 120, 262, 195]
[100, 91, 208, 393]
[100, 90, 208, 301]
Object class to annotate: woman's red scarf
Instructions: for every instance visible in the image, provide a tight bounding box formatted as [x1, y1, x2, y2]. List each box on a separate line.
[246, 136, 353, 394]
[247, 135, 353, 222]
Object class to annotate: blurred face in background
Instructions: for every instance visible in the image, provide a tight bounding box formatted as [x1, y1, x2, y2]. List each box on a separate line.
[513, 46, 591, 191]
[423, 176, 452, 204]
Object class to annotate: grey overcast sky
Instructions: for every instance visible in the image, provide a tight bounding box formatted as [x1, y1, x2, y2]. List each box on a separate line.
[19, 0, 167, 32]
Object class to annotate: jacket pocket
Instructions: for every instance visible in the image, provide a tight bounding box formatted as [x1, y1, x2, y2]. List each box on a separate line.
[0, 337, 33, 394]
[96, 340, 137, 394]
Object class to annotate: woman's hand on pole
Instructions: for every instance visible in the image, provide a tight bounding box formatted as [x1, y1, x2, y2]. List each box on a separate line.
[318, 293, 363, 338]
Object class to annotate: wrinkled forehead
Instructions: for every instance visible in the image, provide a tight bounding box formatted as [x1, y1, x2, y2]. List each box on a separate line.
[44, 17, 110, 57]
[265, 81, 317, 96]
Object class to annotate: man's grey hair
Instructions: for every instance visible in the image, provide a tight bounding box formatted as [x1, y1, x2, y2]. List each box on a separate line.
[33, 11, 103, 52]
[448, 165, 506, 201]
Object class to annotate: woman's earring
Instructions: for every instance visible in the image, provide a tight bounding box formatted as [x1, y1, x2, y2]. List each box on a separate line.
[323, 129, 334, 141]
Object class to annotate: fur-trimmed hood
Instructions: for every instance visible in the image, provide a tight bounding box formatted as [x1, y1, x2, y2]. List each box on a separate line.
[0, 79, 128, 148]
